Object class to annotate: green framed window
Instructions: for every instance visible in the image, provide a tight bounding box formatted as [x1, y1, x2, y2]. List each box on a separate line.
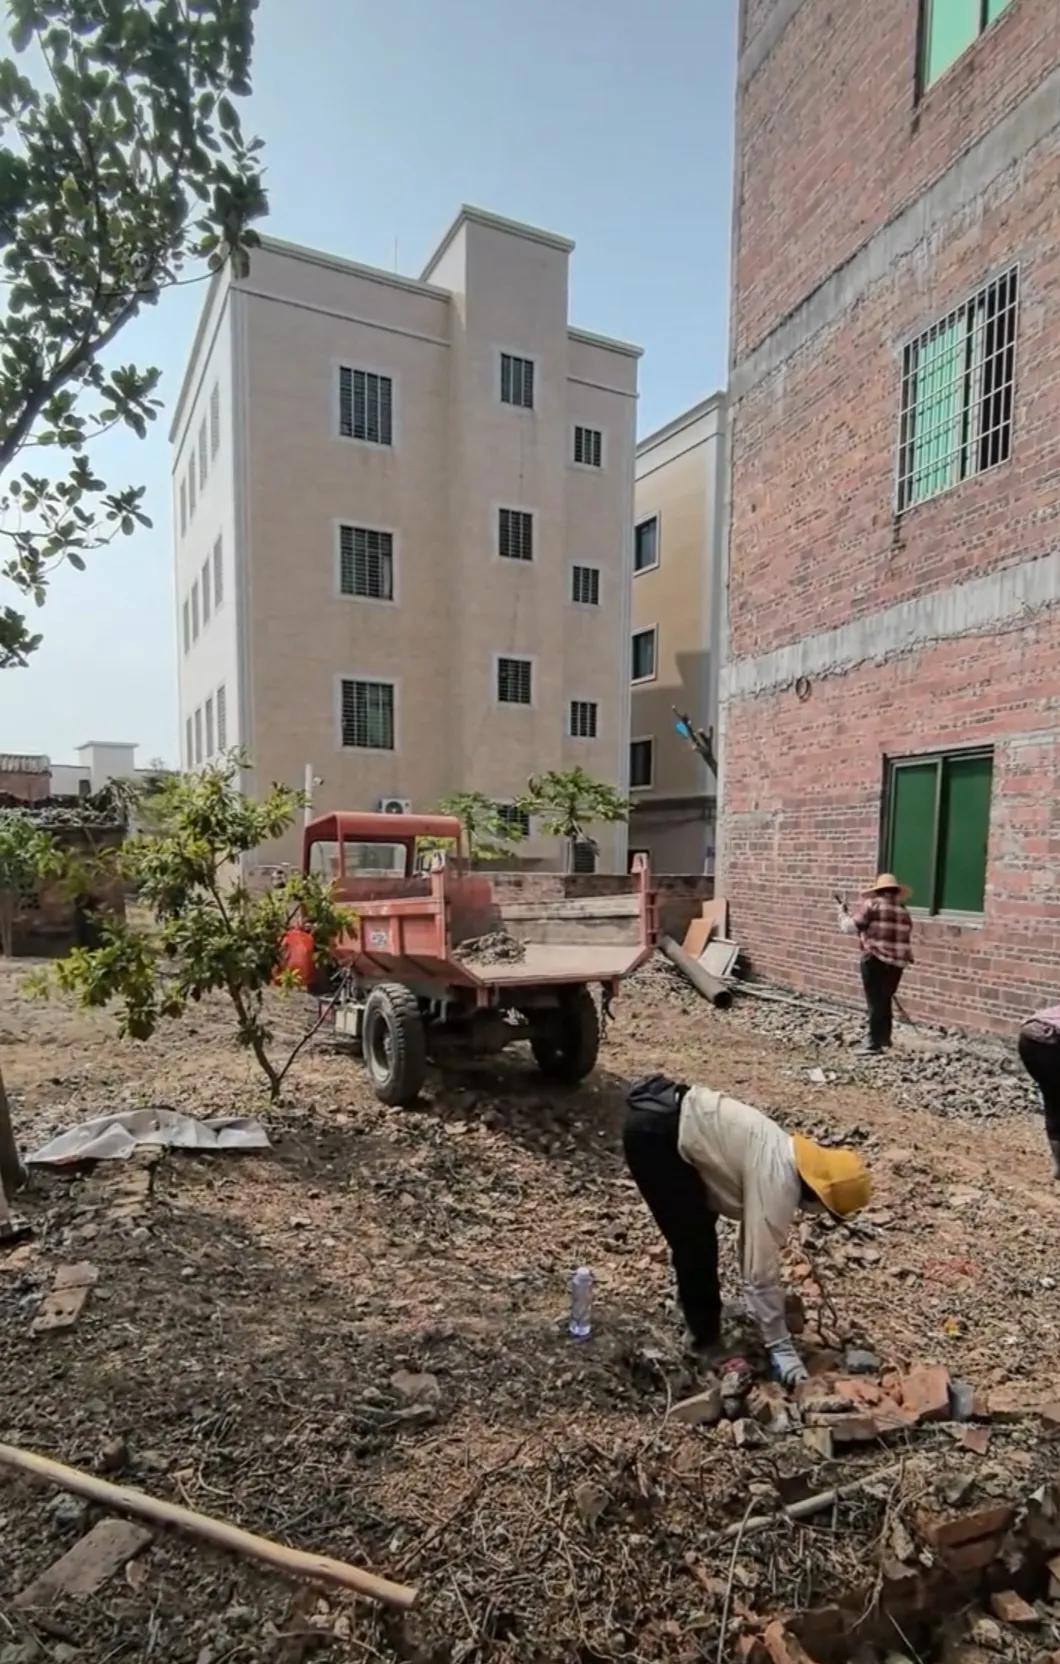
[921, 0, 1013, 89]
[897, 267, 1018, 513]
[883, 750, 993, 915]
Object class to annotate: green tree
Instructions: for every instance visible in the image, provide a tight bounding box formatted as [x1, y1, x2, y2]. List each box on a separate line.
[0, 811, 63, 1188]
[434, 790, 527, 864]
[0, 0, 267, 668]
[50, 758, 352, 1100]
[520, 768, 629, 872]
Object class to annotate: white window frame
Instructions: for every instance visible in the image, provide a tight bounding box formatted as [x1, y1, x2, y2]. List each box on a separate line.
[497, 346, 537, 413]
[631, 623, 658, 685]
[334, 519, 400, 605]
[191, 579, 200, 642]
[629, 735, 655, 792]
[570, 562, 602, 608]
[182, 598, 190, 655]
[204, 694, 215, 758]
[634, 512, 661, 575]
[494, 503, 535, 564]
[570, 423, 606, 471]
[185, 715, 192, 768]
[216, 682, 227, 752]
[179, 479, 187, 537]
[213, 536, 223, 609]
[201, 556, 211, 625]
[568, 698, 599, 740]
[193, 705, 203, 767]
[210, 382, 221, 459]
[334, 674, 400, 754]
[493, 651, 536, 709]
[198, 418, 208, 491]
[333, 359, 398, 450]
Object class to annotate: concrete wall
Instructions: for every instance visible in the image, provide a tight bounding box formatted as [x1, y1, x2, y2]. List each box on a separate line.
[172, 209, 640, 870]
[721, 0, 1060, 1033]
[630, 395, 725, 874]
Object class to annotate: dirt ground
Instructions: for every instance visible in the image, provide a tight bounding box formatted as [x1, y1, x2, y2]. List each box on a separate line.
[1, 954, 1058, 1664]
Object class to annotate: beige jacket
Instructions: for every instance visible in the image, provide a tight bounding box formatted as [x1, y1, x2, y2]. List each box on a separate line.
[677, 1086, 801, 1343]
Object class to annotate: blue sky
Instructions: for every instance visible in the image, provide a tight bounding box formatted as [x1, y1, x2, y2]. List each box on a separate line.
[2, 0, 737, 765]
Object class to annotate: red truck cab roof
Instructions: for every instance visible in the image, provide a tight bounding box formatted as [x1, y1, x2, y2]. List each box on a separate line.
[302, 811, 464, 876]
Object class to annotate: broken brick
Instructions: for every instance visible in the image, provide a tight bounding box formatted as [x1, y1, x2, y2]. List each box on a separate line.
[898, 1363, 951, 1422]
[833, 1376, 884, 1408]
[1046, 1554, 1060, 1600]
[803, 1411, 876, 1443]
[748, 1382, 792, 1433]
[803, 1425, 834, 1460]
[939, 1535, 1006, 1574]
[919, 1503, 1015, 1549]
[989, 1591, 1038, 1628]
[948, 1425, 991, 1455]
[671, 1386, 724, 1426]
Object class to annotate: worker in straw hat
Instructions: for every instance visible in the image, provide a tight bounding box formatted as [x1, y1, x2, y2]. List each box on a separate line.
[837, 873, 914, 1054]
[623, 1075, 871, 1386]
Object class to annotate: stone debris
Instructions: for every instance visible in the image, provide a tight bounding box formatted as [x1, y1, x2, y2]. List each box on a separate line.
[671, 1384, 724, 1426]
[15, 1519, 153, 1607]
[988, 1590, 1038, 1627]
[453, 930, 526, 965]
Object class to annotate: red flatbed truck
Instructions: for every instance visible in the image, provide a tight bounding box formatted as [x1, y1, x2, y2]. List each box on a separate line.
[294, 811, 657, 1105]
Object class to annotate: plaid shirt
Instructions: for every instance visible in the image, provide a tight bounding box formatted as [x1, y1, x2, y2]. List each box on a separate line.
[852, 895, 914, 968]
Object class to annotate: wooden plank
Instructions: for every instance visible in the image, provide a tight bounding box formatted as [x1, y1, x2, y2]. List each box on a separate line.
[15, 1519, 153, 1607]
[682, 916, 715, 957]
[31, 1263, 98, 1334]
[700, 897, 729, 939]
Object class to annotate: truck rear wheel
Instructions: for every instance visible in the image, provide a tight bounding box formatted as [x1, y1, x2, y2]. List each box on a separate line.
[362, 984, 427, 1106]
[530, 986, 600, 1084]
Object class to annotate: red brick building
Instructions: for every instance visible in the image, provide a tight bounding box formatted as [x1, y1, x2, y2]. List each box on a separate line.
[720, 0, 1060, 1032]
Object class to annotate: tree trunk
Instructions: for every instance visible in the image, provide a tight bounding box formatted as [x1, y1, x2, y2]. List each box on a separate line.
[0, 1063, 24, 1194]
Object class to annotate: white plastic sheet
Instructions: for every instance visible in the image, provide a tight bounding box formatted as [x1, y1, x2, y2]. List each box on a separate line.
[28, 1107, 270, 1165]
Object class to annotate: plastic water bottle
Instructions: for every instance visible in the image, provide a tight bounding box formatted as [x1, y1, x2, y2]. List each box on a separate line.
[569, 1267, 593, 1339]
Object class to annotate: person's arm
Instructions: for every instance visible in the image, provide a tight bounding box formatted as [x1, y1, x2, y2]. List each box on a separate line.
[850, 898, 875, 933]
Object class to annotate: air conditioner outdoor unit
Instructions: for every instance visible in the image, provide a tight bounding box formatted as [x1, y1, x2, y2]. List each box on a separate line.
[378, 797, 412, 814]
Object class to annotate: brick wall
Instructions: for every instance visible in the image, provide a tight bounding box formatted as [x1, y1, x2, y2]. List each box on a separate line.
[734, 0, 1057, 358]
[724, 615, 1060, 1031]
[724, 0, 1060, 1035]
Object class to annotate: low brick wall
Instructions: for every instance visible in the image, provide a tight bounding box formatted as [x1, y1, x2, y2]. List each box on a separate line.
[487, 872, 714, 944]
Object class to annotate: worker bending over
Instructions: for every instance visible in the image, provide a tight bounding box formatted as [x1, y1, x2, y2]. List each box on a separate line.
[623, 1075, 870, 1386]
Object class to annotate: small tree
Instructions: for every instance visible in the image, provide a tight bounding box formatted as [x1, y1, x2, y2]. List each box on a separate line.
[0, 811, 63, 1188]
[520, 768, 629, 872]
[434, 790, 526, 864]
[51, 758, 351, 1099]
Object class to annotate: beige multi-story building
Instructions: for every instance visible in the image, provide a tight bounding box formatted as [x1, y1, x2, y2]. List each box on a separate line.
[628, 393, 726, 873]
[171, 206, 641, 868]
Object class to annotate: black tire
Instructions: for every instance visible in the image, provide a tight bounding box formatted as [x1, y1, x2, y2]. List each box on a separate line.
[530, 986, 600, 1083]
[362, 983, 427, 1106]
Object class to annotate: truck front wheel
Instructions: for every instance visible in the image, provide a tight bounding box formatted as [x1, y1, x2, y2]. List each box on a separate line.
[530, 987, 600, 1084]
[362, 984, 427, 1106]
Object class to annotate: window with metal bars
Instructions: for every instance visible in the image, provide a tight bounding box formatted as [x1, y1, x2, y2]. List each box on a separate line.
[205, 695, 215, 758]
[216, 683, 227, 751]
[194, 706, 203, 766]
[897, 267, 1018, 513]
[340, 679, 395, 750]
[921, 0, 1012, 90]
[497, 804, 530, 839]
[179, 479, 187, 537]
[188, 459, 196, 517]
[213, 536, 223, 607]
[339, 366, 393, 445]
[498, 508, 533, 562]
[339, 525, 394, 600]
[201, 557, 211, 624]
[573, 425, 602, 467]
[497, 656, 532, 705]
[198, 419, 208, 490]
[500, 353, 534, 410]
[191, 579, 200, 641]
[572, 564, 600, 606]
[631, 626, 656, 682]
[182, 599, 190, 655]
[569, 700, 598, 739]
[629, 738, 653, 790]
[210, 383, 220, 458]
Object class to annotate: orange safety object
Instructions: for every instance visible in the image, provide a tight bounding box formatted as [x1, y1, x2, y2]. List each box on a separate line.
[279, 927, 316, 989]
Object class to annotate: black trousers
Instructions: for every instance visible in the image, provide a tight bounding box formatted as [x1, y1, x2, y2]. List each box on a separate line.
[1017, 1029, 1060, 1141]
[622, 1079, 721, 1347]
[861, 955, 904, 1049]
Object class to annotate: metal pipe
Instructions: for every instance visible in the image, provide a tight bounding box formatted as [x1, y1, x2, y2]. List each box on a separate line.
[659, 934, 733, 1009]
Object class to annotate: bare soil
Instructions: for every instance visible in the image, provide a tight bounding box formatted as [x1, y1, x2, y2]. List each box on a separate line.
[0, 955, 1058, 1664]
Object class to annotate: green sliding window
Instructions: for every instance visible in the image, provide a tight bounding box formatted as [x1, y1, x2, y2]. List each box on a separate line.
[923, 0, 1013, 89]
[884, 750, 993, 915]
